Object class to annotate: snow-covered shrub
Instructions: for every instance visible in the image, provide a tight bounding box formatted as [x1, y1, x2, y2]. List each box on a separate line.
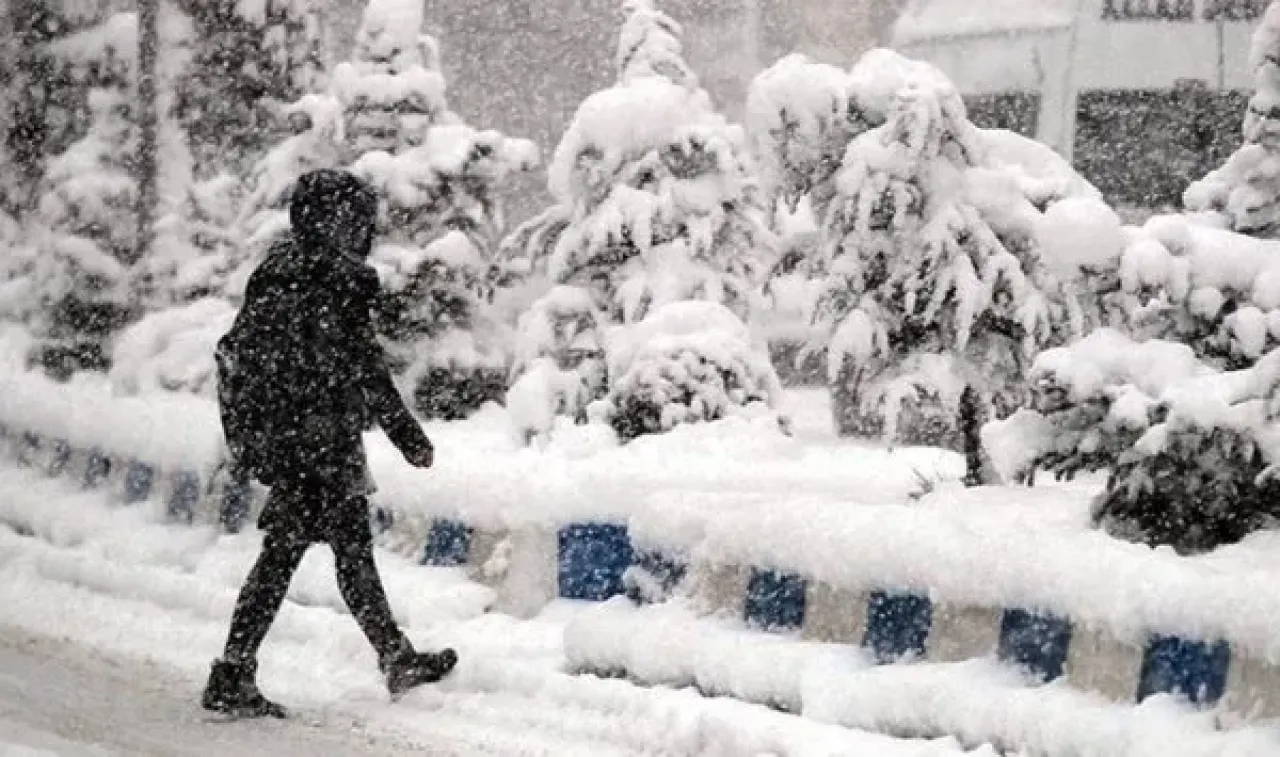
[23, 86, 138, 379]
[109, 297, 237, 396]
[982, 329, 1214, 483]
[604, 301, 783, 441]
[1185, 1, 1280, 237]
[1114, 213, 1280, 370]
[370, 232, 511, 419]
[501, 0, 777, 442]
[986, 330, 1280, 553]
[748, 48, 1116, 451]
[505, 286, 610, 443]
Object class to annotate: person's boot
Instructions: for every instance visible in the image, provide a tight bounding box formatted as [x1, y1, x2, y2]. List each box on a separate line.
[380, 642, 458, 696]
[201, 658, 288, 718]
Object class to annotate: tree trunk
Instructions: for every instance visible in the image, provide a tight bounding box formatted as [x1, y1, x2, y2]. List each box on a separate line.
[959, 384, 985, 487]
[133, 0, 159, 268]
[6, 0, 57, 214]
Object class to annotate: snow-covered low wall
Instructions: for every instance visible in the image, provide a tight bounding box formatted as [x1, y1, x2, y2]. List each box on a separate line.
[3, 367, 1280, 752]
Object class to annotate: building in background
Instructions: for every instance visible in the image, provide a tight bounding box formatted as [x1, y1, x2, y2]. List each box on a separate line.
[894, 0, 1265, 208]
[329, 0, 895, 222]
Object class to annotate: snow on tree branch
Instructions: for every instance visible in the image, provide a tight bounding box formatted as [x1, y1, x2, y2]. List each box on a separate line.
[1185, 0, 1280, 237]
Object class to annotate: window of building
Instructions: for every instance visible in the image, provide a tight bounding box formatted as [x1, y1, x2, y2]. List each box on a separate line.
[1203, 0, 1269, 21]
[1102, 0, 1195, 20]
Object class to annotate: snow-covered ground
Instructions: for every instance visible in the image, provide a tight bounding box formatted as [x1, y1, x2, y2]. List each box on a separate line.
[0, 459, 985, 757]
[4, 383, 1280, 755]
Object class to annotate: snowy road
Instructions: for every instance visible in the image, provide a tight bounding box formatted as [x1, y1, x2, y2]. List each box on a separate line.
[0, 463, 983, 757]
[0, 627, 460, 756]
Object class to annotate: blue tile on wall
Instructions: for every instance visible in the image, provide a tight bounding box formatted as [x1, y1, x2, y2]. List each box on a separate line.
[558, 523, 633, 601]
[1137, 635, 1231, 706]
[123, 460, 155, 503]
[744, 567, 808, 632]
[625, 550, 688, 604]
[420, 518, 473, 567]
[998, 607, 1074, 682]
[220, 474, 253, 534]
[167, 470, 201, 524]
[863, 590, 933, 664]
[83, 448, 111, 489]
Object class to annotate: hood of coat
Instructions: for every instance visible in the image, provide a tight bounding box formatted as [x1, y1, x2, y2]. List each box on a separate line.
[289, 169, 379, 263]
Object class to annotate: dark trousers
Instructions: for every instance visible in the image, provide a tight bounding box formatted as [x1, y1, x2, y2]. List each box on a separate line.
[221, 488, 408, 665]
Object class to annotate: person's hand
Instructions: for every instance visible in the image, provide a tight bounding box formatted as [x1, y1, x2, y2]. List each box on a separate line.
[407, 445, 434, 469]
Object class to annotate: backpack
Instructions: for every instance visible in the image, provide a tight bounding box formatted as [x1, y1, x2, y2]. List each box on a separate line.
[215, 287, 342, 486]
[215, 322, 282, 485]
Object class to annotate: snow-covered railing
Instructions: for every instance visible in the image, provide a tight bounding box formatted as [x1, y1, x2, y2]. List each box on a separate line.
[2, 367, 1279, 750]
[564, 487, 1280, 728]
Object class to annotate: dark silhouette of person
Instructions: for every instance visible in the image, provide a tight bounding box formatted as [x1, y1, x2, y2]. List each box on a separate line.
[203, 169, 456, 718]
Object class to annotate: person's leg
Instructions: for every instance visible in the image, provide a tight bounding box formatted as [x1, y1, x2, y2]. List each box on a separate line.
[330, 495, 410, 658]
[221, 530, 310, 663]
[203, 500, 310, 718]
[328, 494, 456, 694]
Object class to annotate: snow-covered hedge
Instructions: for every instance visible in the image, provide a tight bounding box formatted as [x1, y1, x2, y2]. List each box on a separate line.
[985, 329, 1280, 553]
[604, 302, 784, 441]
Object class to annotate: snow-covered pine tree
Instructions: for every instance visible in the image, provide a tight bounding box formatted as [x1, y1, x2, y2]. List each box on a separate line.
[764, 50, 1109, 460]
[226, 0, 536, 416]
[5, 2, 132, 213]
[173, 0, 324, 181]
[221, 92, 344, 299]
[26, 82, 139, 378]
[144, 174, 245, 307]
[335, 0, 537, 418]
[501, 0, 780, 443]
[43, 7, 138, 160]
[1185, 0, 1280, 236]
[746, 53, 876, 227]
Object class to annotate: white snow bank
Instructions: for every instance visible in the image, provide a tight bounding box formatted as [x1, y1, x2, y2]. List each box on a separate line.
[0, 363, 963, 530]
[569, 601, 1279, 757]
[109, 298, 237, 397]
[0, 371, 224, 472]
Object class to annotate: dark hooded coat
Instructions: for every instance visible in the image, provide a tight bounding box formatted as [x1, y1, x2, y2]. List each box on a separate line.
[216, 169, 431, 542]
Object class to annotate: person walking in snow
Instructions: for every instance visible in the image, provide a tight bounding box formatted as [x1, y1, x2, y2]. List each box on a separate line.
[203, 169, 457, 719]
